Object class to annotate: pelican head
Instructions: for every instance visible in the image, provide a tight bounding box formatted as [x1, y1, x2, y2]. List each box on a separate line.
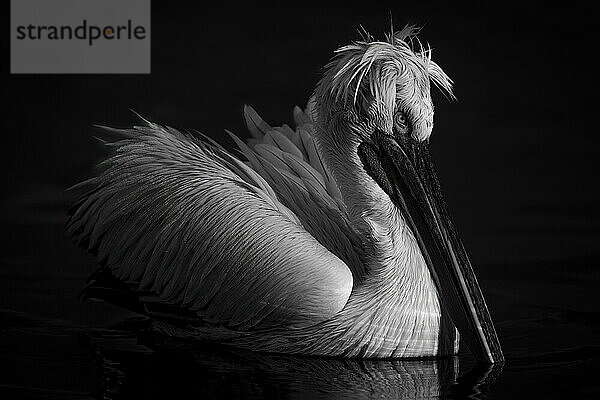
[310, 26, 503, 363]
[311, 25, 453, 149]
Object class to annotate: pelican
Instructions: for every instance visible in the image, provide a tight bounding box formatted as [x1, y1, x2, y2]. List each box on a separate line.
[67, 26, 503, 363]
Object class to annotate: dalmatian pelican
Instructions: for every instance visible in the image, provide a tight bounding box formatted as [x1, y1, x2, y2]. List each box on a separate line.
[67, 26, 503, 363]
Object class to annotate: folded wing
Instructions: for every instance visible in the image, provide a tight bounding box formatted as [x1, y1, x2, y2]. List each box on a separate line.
[66, 120, 353, 330]
[231, 105, 365, 281]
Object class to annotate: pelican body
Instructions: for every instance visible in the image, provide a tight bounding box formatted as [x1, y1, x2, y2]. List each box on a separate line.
[67, 27, 503, 362]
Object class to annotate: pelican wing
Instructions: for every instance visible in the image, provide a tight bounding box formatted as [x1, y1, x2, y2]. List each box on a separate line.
[66, 120, 353, 330]
[231, 105, 365, 280]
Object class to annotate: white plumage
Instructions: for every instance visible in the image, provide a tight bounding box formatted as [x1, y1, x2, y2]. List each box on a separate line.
[67, 26, 503, 361]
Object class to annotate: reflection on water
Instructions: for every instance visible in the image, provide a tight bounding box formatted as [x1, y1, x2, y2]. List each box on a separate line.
[0, 307, 508, 399]
[80, 319, 502, 400]
[0, 192, 598, 398]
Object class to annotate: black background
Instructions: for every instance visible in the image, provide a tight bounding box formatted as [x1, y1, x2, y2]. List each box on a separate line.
[2, 1, 599, 398]
[4, 1, 598, 265]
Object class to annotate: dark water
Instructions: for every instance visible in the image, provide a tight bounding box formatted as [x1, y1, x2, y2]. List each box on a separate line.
[3, 2, 599, 398]
[0, 188, 598, 399]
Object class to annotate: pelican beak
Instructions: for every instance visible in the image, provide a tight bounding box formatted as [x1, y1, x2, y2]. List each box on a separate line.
[358, 130, 504, 364]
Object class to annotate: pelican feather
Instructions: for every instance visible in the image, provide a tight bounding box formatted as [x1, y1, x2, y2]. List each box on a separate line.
[67, 121, 354, 330]
[67, 26, 503, 361]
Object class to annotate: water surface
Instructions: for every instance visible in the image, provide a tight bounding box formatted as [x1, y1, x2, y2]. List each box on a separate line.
[0, 190, 598, 399]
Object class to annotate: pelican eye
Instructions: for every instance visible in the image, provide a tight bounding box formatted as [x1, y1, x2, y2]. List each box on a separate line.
[394, 112, 408, 135]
